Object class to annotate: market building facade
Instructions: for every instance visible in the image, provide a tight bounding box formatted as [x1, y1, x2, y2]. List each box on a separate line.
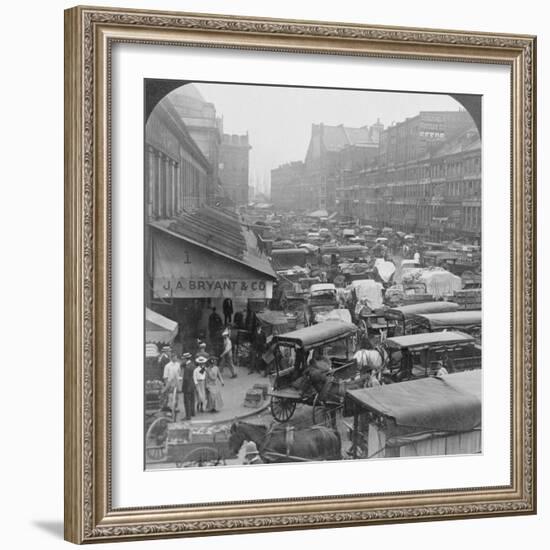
[145, 86, 276, 348]
[270, 123, 382, 213]
[270, 110, 480, 238]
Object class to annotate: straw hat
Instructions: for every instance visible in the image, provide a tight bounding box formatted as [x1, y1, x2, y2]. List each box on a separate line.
[195, 356, 207, 364]
[244, 441, 259, 456]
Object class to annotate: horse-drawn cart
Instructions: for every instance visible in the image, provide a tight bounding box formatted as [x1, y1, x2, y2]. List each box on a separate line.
[268, 321, 361, 424]
[146, 420, 235, 467]
[344, 370, 482, 459]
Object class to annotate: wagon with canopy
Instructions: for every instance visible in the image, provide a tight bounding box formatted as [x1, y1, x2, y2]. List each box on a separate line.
[422, 250, 480, 276]
[384, 301, 459, 336]
[345, 370, 481, 459]
[271, 248, 308, 270]
[303, 283, 338, 326]
[411, 310, 482, 342]
[268, 321, 359, 423]
[381, 330, 481, 383]
[349, 279, 386, 334]
[255, 310, 291, 337]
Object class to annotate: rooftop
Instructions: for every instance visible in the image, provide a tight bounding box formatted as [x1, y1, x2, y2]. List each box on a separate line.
[150, 206, 276, 279]
[318, 123, 379, 152]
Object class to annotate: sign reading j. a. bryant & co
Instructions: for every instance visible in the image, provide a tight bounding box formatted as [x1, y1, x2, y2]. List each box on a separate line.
[153, 278, 272, 299]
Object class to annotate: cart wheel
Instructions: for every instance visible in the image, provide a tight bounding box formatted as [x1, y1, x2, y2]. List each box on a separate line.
[145, 416, 169, 462]
[176, 447, 225, 468]
[270, 396, 296, 423]
[146, 446, 166, 461]
[312, 394, 340, 428]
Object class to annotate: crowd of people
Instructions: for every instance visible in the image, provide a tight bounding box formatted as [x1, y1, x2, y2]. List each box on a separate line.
[149, 298, 272, 422]
[157, 336, 234, 420]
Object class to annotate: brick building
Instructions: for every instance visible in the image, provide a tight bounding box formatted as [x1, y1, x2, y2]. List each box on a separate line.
[270, 161, 305, 211]
[329, 110, 481, 238]
[269, 108, 480, 238]
[218, 133, 252, 206]
[303, 123, 382, 211]
[372, 111, 480, 236]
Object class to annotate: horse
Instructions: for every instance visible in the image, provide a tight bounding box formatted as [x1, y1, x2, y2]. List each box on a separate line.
[229, 421, 342, 462]
[354, 347, 387, 371]
[350, 346, 391, 387]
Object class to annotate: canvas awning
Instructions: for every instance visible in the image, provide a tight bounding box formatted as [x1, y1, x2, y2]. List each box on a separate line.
[149, 207, 276, 299]
[274, 321, 357, 350]
[385, 301, 460, 320]
[256, 310, 290, 335]
[346, 371, 481, 432]
[384, 330, 474, 350]
[412, 311, 482, 331]
[146, 308, 178, 344]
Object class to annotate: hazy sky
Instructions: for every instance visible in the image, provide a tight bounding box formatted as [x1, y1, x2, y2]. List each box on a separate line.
[192, 82, 461, 193]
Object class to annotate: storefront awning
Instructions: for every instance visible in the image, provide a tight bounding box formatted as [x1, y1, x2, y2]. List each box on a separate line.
[149, 206, 276, 299]
[146, 308, 178, 344]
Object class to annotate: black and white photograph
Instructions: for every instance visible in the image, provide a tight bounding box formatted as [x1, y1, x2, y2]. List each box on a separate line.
[144, 80, 482, 470]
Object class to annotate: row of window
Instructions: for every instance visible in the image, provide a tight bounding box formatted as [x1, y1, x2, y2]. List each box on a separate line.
[464, 206, 481, 229]
[365, 157, 480, 185]
[375, 203, 481, 229]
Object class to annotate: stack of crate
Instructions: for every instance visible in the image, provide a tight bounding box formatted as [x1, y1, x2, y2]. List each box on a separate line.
[166, 422, 192, 444]
[243, 388, 264, 408]
[253, 383, 269, 400]
[454, 289, 482, 310]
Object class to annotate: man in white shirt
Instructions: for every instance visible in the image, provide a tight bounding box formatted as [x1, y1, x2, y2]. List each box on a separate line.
[163, 353, 181, 412]
[219, 329, 237, 378]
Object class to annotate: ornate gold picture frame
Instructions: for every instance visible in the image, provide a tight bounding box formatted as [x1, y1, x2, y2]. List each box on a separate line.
[64, 5, 536, 544]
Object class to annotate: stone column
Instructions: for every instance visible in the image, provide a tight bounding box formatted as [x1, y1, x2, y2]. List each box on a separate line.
[171, 160, 177, 216]
[167, 158, 174, 218]
[156, 151, 163, 218]
[146, 146, 155, 220]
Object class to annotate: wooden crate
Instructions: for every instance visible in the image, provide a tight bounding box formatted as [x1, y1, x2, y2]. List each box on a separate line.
[253, 383, 269, 399]
[244, 389, 264, 408]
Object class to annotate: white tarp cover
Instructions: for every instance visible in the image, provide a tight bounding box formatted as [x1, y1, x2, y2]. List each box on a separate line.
[308, 209, 329, 218]
[420, 270, 463, 298]
[374, 258, 396, 283]
[351, 279, 384, 310]
[394, 260, 421, 284]
[146, 308, 178, 344]
[314, 308, 353, 324]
